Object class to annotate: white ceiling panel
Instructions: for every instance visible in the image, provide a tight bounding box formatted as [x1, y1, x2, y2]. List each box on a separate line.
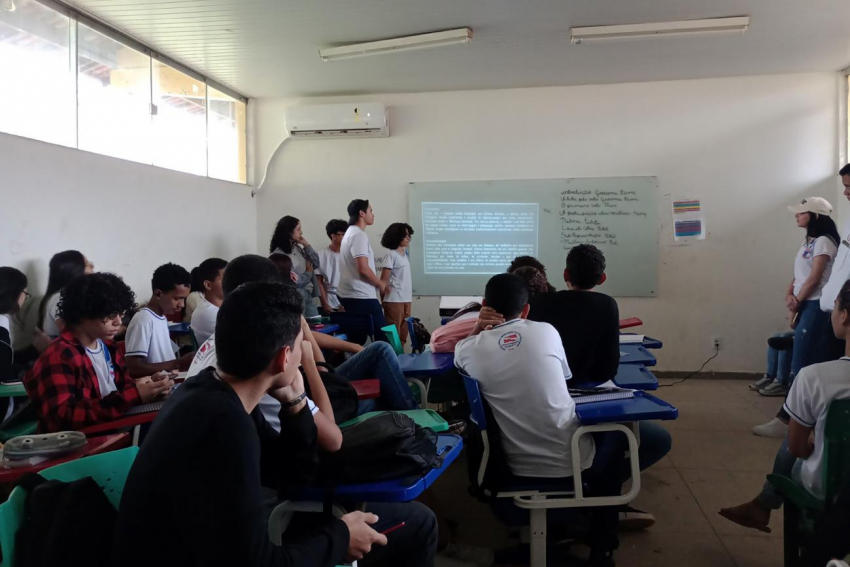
[63, 0, 850, 97]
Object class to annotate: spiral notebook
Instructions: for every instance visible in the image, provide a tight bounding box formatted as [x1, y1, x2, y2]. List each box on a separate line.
[569, 387, 635, 405]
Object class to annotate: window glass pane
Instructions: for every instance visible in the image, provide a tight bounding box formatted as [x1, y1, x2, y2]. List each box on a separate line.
[152, 60, 206, 176]
[0, 0, 75, 147]
[208, 87, 246, 184]
[78, 24, 151, 164]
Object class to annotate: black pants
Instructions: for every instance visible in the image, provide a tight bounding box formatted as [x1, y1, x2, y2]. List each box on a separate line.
[360, 502, 438, 567]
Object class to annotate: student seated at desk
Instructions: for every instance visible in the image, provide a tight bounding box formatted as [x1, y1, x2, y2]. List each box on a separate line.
[187, 257, 227, 345]
[38, 250, 94, 339]
[721, 280, 850, 533]
[0, 267, 42, 388]
[24, 273, 173, 432]
[125, 263, 195, 378]
[508, 255, 557, 292]
[113, 281, 437, 567]
[455, 273, 628, 566]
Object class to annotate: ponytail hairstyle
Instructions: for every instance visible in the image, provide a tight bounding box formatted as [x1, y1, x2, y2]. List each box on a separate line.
[269, 216, 300, 255]
[191, 258, 228, 293]
[807, 213, 841, 247]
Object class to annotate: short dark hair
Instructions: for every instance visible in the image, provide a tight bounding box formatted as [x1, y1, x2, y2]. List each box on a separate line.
[839, 164, 850, 177]
[215, 282, 303, 379]
[484, 273, 529, 321]
[512, 266, 549, 296]
[0, 267, 27, 315]
[222, 255, 283, 297]
[508, 255, 547, 276]
[326, 219, 348, 238]
[837, 280, 850, 313]
[151, 263, 191, 293]
[190, 258, 228, 293]
[347, 199, 370, 225]
[566, 245, 606, 290]
[381, 223, 414, 250]
[268, 252, 295, 286]
[269, 216, 300, 254]
[58, 273, 136, 326]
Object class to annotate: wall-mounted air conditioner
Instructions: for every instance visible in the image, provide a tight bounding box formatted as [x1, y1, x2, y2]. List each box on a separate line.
[284, 103, 389, 138]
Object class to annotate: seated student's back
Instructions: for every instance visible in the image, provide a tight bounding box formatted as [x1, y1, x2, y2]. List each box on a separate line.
[528, 245, 620, 384]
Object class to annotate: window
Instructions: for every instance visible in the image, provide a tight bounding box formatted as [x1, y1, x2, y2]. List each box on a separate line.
[0, 0, 75, 147]
[208, 87, 247, 184]
[0, 0, 247, 183]
[78, 24, 151, 164]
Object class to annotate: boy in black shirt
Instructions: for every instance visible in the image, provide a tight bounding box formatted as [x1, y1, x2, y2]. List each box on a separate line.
[528, 245, 620, 384]
[113, 282, 437, 567]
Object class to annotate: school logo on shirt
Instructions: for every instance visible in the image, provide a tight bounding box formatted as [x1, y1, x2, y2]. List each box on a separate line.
[802, 240, 815, 259]
[498, 331, 522, 351]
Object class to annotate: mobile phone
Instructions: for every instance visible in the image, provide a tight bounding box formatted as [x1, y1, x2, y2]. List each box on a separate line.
[379, 522, 405, 535]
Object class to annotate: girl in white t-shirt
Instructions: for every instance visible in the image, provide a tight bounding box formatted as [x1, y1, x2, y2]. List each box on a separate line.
[753, 197, 840, 435]
[270, 215, 322, 319]
[379, 223, 414, 345]
[38, 250, 93, 338]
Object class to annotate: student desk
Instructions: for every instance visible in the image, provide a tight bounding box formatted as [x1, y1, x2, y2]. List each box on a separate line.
[0, 384, 26, 398]
[398, 353, 455, 378]
[575, 391, 677, 425]
[167, 322, 192, 334]
[618, 317, 643, 330]
[79, 410, 160, 446]
[284, 434, 463, 503]
[618, 344, 657, 366]
[620, 334, 663, 349]
[310, 323, 341, 335]
[0, 432, 130, 485]
[612, 364, 658, 390]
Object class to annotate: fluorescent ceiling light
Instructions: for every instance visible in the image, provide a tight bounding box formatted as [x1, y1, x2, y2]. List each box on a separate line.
[320, 28, 472, 62]
[571, 16, 749, 44]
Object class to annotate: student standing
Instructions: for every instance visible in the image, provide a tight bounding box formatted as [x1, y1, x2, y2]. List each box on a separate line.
[337, 199, 390, 342]
[317, 219, 348, 314]
[113, 281, 437, 567]
[125, 263, 195, 378]
[39, 250, 93, 337]
[187, 258, 228, 345]
[817, 164, 850, 359]
[270, 215, 322, 318]
[379, 223, 414, 345]
[24, 273, 172, 432]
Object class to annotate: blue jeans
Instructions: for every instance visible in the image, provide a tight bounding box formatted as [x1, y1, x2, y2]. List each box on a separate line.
[758, 438, 796, 510]
[298, 287, 319, 319]
[338, 297, 389, 343]
[766, 332, 794, 383]
[787, 300, 831, 387]
[336, 342, 417, 412]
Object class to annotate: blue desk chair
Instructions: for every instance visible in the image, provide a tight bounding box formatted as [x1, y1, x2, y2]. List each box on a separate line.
[618, 344, 657, 366]
[462, 375, 640, 567]
[330, 312, 375, 345]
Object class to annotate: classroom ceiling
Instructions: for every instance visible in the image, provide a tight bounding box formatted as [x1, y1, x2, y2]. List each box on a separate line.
[65, 0, 850, 98]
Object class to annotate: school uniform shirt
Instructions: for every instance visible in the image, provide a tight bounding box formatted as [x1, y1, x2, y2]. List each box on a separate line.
[42, 292, 61, 337]
[83, 339, 117, 398]
[455, 318, 595, 478]
[379, 250, 413, 303]
[316, 248, 342, 309]
[793, 236, 838, 300]
[337, 225, 378, 300]
[820, 221, 850, 312]
[783, 357, 850, 499]
[190, 302, 219, 346]
[0, 315, 15, 384]
[184, 291, 208, 323]
[528, 290, 620, 384]
[112, 369, 349, 567]
[275, 245, 321, 291]
[125, 307, 176, 363]
[186, 334, 318, 432]
[23, 331, 141, 432]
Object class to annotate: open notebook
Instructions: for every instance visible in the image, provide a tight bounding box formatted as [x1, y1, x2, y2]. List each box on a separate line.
[568, 385, 635, 405]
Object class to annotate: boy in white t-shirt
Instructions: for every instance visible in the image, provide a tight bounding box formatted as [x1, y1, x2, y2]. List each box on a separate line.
[379, 223, 414, 345]
[818, 166, 850, 359]
[455, 273, 628, 565]
[316, 219, 347, 314]
[125, 263, 195, 378]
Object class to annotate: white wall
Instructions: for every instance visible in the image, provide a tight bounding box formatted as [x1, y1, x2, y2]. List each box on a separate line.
[0, 132, 257, 345]
[254, 73, 843, 373]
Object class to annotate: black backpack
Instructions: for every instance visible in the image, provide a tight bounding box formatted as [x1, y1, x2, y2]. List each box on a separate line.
[308, 361, 359, 424]
[317, 412, 442, 483]
[14, 473, 116, 567]
[410, 318, 432, 354]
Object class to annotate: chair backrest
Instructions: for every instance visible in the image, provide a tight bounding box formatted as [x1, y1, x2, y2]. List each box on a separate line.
[823, 399, 850, 499]
[381, 325, 404, 355]
[462, 374, 489, 431]
[0, 447, 138, 567]
[329, 312, 375, 343]
[406, 317, 420, 351]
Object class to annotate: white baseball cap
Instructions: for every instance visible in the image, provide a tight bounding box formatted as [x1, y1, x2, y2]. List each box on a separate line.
[787, 197, 833, 216]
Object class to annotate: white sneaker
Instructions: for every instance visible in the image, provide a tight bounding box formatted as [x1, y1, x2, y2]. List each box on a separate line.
[753, 417, 787, 438]
[439, 542, 495, 567]
[749, 376, 774, 391]
[758, 380, 789, 397]
[435, 556, 479, 567]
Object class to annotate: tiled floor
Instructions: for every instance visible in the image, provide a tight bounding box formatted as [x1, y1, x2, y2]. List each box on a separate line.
[428, 378, 787, 566]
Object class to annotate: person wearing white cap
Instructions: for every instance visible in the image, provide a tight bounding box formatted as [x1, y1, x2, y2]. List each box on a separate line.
[751, 195, 840, 436]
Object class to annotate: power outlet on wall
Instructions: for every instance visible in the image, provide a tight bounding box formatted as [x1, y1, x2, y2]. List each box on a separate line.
[711, 336, 722, 351]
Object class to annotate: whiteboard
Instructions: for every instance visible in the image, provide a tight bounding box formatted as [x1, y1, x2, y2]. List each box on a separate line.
[408, 177, 658, 297]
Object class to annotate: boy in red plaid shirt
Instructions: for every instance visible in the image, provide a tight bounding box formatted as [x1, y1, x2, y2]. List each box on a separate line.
[24, 273, 173, 432]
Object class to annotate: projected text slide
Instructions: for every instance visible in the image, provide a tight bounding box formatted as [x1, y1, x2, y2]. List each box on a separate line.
[422, 202, 539, 274]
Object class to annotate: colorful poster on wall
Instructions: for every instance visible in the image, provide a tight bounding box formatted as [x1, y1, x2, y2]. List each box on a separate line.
[672, 199, 706, 241]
